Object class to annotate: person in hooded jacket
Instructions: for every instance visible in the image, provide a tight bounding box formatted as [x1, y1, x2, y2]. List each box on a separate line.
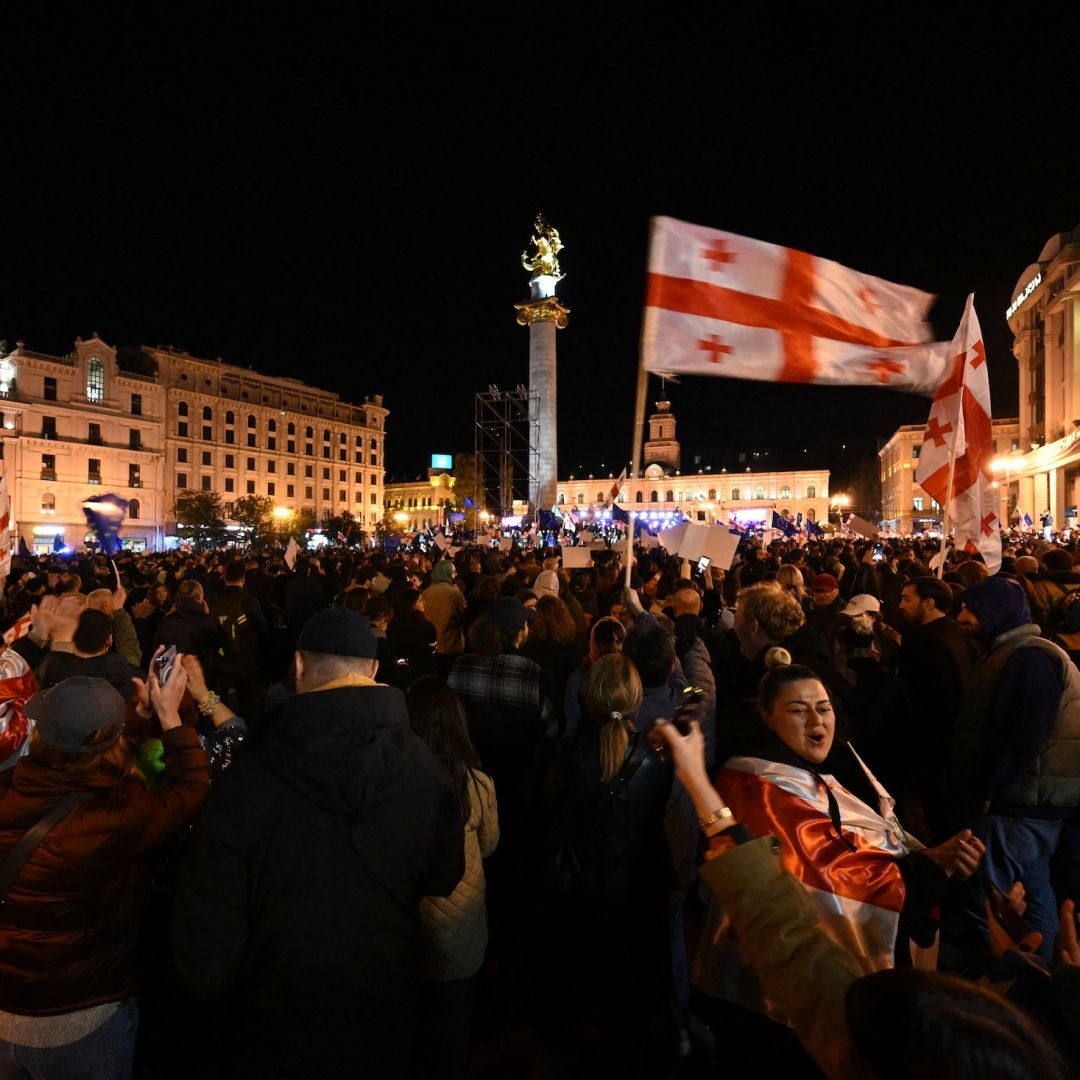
[171, 607, 464, 1079]
[952, 574, 1080, 957]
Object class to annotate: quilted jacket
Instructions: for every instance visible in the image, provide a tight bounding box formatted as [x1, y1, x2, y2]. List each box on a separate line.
[419, 770, 499, 980]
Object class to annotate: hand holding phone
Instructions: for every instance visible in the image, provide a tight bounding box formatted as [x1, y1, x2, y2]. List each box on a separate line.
[153, 645, 178, 687]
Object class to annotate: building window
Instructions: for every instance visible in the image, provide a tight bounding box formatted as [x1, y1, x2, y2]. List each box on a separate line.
[246, 480, 255, 494]
[202, 426, 212, 440]
[635, 492, 642, 503]
[323, 447, 331, 459]
[268, 461, 276, 474]
[225, 477, 235, 493]
[178, 472, 188, 489]
[287, 462, 296, 476]
[338, 469, 346, 482]
[355, 491, 362, 503]
[41, 454, 56, 480]
[665, 489, 673, 502]
[43, 376, 57, 401]
[322, 488, 330, 501]
[305, 426, 313, 439]
[731, 487, 740, 500]
[178, 401, 189, 417]
[268, 482, 276, 496]
[370, 438, 377, 450]
[178, 448, 189, 463]
[911, 445, 920, 459]
[130, 430, 142, 451]
[370, 453, 377, 466]
[247, 433, 256, 448]
[306, 443, 313, 456]
[708, 488, 716, 500]
[225, 454, 235, 469]
[913, 497, 924, 511]
[131, 393, 142, 416]
[287, 440, 295, 454]
[129, 464, 140, 487]
[268, 437, 277, 451]
[323, 430, 331, 442]
[202, 405, 212, 421]
[225, 429, 235, 444]
[370, 492, 377, 504]
[178, 421, 188, 437]
[225, 410, 235, 425]
[355, 452, 362, 464]
[338, 448, 345, 461]
[88, 459, 101, 484]
[88, 422, 102, 445]
[201, 476, 211, 491]
[650, 491, 658, 502]
[268, 419, 277, 433]
[129, 499, 140, 520]
[287, 422, 295, 436]
[41, 490, 56, 512]
[339, 490, 346, 503]
[780, 486, 790, 499]
[248, 414, 256, 428]
[201, 451, 212, 466]
[305, 486, 313, 499]
[305, 465, 313, 478]
[287, 484, 295, 498]
[247, 457, 256, 471]
[86, 357, 104, 402]
[806, 484, 816, 499]
[42, 416, 56, 439]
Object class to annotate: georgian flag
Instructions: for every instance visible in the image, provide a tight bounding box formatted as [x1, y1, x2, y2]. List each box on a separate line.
[915, 295, 1001, 574]
[642, 216, 951, 392]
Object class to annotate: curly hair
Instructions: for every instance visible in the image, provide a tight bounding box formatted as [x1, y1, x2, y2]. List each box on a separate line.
[736, 582, 805, 642]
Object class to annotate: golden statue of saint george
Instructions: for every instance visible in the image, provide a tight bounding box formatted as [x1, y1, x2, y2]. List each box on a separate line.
[521, 213, 565, 281]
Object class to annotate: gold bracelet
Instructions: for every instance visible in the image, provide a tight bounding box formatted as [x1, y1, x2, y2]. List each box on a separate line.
[698, 807, 733, 829]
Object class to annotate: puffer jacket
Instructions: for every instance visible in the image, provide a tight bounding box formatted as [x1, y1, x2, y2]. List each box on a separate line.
[0, 725, 209, 1014]
[419, 770, 499, 980]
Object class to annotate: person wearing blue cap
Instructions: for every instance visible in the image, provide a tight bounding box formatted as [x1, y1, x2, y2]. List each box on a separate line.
[953, 574, 1080, 956]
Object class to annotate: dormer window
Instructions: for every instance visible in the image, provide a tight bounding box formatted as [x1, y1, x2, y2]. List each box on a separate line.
[87, 357, 104, 402]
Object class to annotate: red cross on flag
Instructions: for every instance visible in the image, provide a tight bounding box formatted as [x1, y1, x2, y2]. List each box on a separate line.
[915, 295, 1000, 574]
[641, 217, 952, 391]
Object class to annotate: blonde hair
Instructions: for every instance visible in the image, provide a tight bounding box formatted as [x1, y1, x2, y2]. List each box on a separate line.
[775, 564, 807, 600]
[736, 582, 805, 642]
[585, 654, 644, 782]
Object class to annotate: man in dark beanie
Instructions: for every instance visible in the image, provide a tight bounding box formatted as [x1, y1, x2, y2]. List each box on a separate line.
[172, 607, 463, 1077]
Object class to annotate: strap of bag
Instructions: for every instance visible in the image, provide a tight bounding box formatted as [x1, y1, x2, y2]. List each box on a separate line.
[0, 791, 92, 903]
[605, 732, 650, 798]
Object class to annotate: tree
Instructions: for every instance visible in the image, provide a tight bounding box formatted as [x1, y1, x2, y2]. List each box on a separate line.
[321, 508, 358, 545]
[174, 490, 228, 550]
[230, 495, 275, 547]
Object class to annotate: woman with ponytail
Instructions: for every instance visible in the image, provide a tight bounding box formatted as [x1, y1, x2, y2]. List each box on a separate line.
[541, 653, 673, 1067]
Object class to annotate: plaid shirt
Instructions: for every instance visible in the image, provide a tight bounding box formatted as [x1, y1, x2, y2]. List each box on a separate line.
[447, 652, 542, 710]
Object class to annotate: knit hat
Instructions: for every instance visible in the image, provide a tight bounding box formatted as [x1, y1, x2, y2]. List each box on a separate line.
[296, 608, 379, 658]
[958, 576, 1032, 639]
[24, 677, 126, 754]
[813, 573, 839, 591]
[486, 596, 535, 634]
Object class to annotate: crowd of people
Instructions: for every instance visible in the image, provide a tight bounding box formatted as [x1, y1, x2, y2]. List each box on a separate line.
[0, 532, 1078, 1078]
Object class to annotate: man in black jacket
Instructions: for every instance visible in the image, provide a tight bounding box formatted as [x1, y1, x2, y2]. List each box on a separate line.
[171, 607, 464, 1078]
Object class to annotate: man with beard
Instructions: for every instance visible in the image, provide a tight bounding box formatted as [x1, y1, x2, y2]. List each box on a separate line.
[894, 576, 980, 841]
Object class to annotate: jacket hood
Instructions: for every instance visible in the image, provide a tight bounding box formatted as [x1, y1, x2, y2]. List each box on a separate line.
[258, 686, 416, 818]
[959, 576, 1032, 639]
[431, 560, 455, 585]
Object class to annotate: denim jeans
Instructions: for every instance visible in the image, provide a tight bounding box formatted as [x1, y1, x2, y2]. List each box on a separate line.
[0, 998, 138, 1080]
[970, 815, 1063, 959]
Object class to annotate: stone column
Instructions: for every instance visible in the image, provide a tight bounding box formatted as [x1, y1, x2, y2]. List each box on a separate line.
[1019, 474, 1036, 523]
[1050, 467, 1067, 526]
[529, 318, 558, 510]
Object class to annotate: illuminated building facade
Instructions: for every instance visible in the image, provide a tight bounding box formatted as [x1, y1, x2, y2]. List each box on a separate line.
[0, 334, 387, 553]
[383, 468, 456, 532]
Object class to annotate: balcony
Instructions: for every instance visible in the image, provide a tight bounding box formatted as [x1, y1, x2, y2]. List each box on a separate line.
[87, 475, 102, 485]
[40, 470, 57, 482]
[130, 479, 142, 488]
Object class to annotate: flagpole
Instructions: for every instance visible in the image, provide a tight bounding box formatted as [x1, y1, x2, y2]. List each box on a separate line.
[623, 363, 650, 589]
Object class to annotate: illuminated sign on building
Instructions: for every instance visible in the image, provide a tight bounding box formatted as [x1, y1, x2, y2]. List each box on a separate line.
[431, 454, 453, 470]
[1006, 273, 1042, 319]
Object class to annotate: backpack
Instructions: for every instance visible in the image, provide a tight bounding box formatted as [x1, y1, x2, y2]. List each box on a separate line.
[213, 590, 255, 660]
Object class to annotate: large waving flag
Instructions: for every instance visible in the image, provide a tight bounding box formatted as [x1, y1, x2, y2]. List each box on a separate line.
[0, 471, 10, 582]
[915, 295, 1000, 575]
[642, 217, 951, 393]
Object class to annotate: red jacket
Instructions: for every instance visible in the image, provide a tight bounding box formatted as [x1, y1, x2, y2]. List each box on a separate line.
[0, 725, 209, 1014]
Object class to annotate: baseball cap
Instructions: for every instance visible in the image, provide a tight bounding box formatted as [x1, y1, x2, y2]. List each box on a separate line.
[813, 573, 839, 591]
[843, 594, 881, 618]
[24, 677, 126, 754]
[486, 596, 536, 634]
[297, 608, 379, 659]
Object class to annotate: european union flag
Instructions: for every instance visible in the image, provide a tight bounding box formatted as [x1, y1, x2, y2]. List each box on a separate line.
[771, 511, 796, 537]
[806, 519, 825, 538]
[82, 494, 128, 557]
[464, 496, 477, 509]
[610, 503, 630, 524]
[1024, 512, 1033, 527]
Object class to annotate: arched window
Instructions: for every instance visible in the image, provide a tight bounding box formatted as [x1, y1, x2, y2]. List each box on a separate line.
[306, 426, 313, 438]
[597, 491, 604, 503]
[780, 485, 790, 499]
[202, 405, 212, 421]
[339, 432, 346, 444]
[807, 507, 817, 522]
[225, 410, 235, 425]
[577, 493, 584, 504]
[557, 493, 564, 505]
[86, 356, 104, 402]
[665, 490, 674, 502]
[370, 438, 378, 450]
[268, 418, 277, 432]
[247, 414, 256, 428]
[41, 492, 55, 513]
[650, 491, 659, 502]
[129, 499, 140, 520]
[178, 401, 189, 417]
[356, 435, 363, 447]
[708, 489, 716, 500]
[807, 484, 817, 499]
[755, 485, 765, 500]
[323, 429, 331, 442]
[731, 487, 741, 500]
[287, 422, 295, 435]
[635, 492, 643, 503]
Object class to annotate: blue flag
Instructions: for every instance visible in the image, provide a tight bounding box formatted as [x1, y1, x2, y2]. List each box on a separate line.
[806, 519, 825, 538]
[384, 534, 402, 555]
[796, 512, 803, 529]
[610, 503, 630, 524]
[82, 494, 128, 556]
[1024, 513, 1033, 527]
[464, 496, 476, 509]
[771, 511, 796, 537]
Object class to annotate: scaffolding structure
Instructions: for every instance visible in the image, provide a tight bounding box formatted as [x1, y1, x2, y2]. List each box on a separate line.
[474, 385, 539, 520]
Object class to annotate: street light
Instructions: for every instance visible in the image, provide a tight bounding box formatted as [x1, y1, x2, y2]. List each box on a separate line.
[272, 505, 293, 521]
[830, 492, 849, 525]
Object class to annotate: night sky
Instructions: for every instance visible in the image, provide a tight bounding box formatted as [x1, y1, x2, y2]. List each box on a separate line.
[3, 13, 1077, 495]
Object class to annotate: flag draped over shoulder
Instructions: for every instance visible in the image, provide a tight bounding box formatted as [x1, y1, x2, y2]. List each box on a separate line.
[915, 295, 1001, 575]
[641, 216, 952, 393]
